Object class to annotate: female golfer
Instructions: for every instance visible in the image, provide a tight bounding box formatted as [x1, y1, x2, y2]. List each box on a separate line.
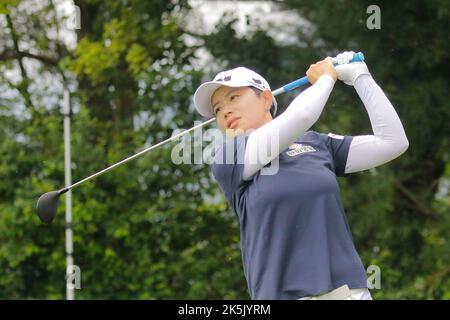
[193, 52, 409, 300]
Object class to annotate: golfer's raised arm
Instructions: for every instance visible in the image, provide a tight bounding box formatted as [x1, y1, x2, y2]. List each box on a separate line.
[243, 59, 336, 181]
[344, 74, 409, 174]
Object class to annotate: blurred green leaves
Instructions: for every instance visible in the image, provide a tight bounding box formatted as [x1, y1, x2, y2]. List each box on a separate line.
[0, 0, 19, 14]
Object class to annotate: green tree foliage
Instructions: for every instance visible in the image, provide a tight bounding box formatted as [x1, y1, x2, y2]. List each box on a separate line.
[0, 0, 248, 299]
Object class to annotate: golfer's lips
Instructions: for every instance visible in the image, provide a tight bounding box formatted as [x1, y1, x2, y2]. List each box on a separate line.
[227, 117, 241, 129]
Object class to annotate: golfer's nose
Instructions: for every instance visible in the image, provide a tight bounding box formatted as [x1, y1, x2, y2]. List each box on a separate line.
[223, 106, 234, 119]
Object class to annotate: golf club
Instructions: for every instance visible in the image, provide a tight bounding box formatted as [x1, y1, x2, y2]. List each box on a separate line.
[36, 52, 365, 224]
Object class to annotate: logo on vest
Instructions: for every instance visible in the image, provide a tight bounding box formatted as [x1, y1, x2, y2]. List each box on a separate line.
[286, 143, 316, 157]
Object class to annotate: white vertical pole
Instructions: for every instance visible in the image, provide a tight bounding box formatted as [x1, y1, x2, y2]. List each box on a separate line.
[63, 86, 74, 300]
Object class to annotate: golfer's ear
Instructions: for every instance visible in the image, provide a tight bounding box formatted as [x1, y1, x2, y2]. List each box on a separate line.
[262, 90, 273, 111]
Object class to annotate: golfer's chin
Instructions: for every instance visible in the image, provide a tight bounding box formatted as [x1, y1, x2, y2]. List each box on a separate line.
[224, 125, 250, 137]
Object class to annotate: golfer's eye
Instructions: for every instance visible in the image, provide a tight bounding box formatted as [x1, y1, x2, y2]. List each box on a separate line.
[230, 95, 239, 101]
[214, 106, 222, 115]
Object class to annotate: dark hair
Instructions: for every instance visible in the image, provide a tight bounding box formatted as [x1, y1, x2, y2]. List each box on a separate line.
[248, 86, 276, 117]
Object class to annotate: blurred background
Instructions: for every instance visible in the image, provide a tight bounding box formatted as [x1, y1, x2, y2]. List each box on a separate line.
[0, 0, 448, 299]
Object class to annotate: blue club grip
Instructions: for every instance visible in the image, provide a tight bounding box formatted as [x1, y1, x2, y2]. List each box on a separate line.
[272, 52, 365, 96]
[280, 77, 310, 93]
[349, 52, 365, 63]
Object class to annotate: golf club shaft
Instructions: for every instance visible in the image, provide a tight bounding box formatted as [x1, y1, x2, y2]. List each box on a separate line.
[62, 52, 364, 193]
[63, 117, 216, 192]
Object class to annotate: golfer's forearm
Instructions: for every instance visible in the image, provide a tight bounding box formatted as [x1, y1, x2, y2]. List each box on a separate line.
[345, 75, 409, 173]
[243, 75, 335, 180]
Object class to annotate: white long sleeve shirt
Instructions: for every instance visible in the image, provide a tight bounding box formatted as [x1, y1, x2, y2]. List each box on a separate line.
[242, 74, 409, 180]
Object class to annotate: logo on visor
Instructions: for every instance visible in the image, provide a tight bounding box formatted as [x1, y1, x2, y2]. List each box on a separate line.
[286, 143, 316, 157]
[215, 75, 232, 82]
[252, 78, 267, 89]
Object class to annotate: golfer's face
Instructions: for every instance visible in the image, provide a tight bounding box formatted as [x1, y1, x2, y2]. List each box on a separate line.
[211, 86, 269, 136]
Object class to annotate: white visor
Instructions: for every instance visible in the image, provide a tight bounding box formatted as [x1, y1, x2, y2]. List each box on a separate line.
[193, 66, 277, 118]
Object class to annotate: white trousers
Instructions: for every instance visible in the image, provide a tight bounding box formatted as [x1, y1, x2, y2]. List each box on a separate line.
[298, 285, 373, 300]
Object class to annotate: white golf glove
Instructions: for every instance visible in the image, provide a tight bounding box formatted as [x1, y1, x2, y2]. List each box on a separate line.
[334, 51, 370, 86]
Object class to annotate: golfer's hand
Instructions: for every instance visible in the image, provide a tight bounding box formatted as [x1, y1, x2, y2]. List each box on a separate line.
[306, 57, 337, 84]
[334, 51, 370, 86]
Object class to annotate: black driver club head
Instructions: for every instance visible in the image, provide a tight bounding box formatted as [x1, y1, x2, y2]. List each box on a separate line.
[36, 188, 68, 224]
